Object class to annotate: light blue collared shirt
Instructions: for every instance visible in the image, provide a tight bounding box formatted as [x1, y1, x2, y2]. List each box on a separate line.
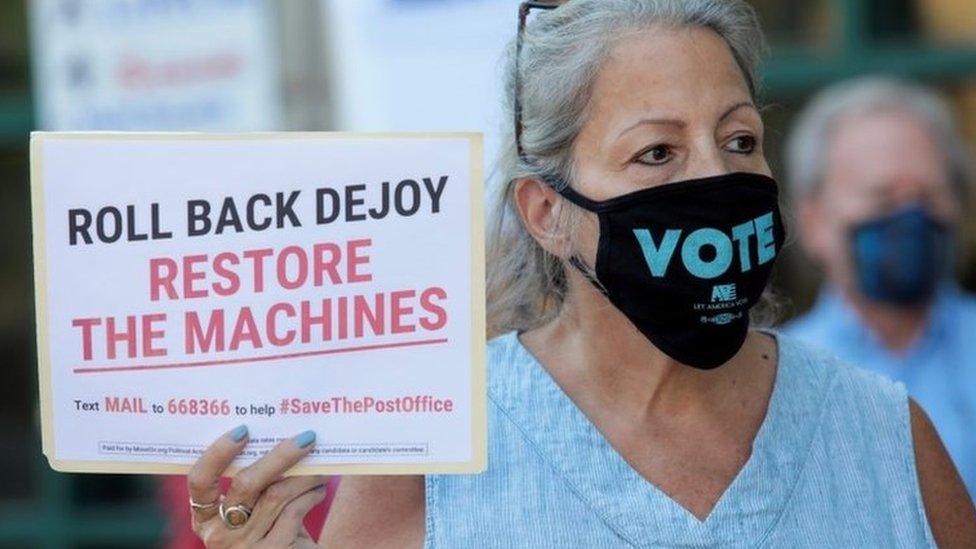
[783, 284, 976, 499]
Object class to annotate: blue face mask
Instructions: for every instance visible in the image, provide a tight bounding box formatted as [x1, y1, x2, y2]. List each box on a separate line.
[850, 205, 952, 306]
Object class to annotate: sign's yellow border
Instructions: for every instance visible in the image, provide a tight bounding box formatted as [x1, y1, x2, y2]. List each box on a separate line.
[30, 131, 487, 476]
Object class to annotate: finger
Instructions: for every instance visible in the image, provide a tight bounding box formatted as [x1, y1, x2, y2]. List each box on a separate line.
[241, 475, 327, 541]
[262, 484, 328, 546]
[223, 430, 316, 509]
[188, 424, 249, 523]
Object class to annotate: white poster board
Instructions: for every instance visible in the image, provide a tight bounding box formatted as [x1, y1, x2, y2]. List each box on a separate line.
[31, 132, 486, 475]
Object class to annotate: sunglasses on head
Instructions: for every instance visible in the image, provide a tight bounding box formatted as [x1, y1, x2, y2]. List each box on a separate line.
[515, 1, 562, 163]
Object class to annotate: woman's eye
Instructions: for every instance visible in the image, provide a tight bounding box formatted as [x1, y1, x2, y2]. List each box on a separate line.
[636, 145, 672, 165]
[726, 135, 757, 154]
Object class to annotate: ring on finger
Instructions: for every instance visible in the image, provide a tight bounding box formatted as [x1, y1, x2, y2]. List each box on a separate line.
[219, 496, 253, 529]
[189, 496, 219, 512]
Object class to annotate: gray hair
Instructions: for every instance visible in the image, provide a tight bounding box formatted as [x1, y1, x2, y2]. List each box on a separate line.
[785, 76, 973, 200]
[486, 0, 771, 337]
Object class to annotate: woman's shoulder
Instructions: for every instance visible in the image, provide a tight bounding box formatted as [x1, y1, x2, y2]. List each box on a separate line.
[321, 334, 526, 548]
[486, 330, 523, 362]
[774, 329, 907, 408]
[771, 330, 913, 456]
[773, 330, 917, 477]
[484, 330, 537, 395]
[773, 330, 976, 546]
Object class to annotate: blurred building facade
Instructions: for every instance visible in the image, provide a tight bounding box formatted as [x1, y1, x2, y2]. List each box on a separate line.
[0, 0, 975, 546]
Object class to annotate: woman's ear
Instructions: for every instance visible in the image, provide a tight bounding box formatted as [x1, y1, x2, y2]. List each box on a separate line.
[513, 177, 572, 258]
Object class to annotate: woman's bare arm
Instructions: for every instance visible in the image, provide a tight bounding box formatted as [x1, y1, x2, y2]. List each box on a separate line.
[318, 475, 425, 548]
[911, 399, 976, 548]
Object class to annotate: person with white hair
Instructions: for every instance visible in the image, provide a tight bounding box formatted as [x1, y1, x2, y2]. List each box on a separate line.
[783, 76, 976, 501]
[184, 2, 975, 547]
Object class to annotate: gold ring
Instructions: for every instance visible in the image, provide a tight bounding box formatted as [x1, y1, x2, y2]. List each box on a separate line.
[219, 496, 253, 529]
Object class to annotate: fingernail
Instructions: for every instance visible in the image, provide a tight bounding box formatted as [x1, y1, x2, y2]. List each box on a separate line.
[229, 424, 248, 442]
[293, 430, 316, 448]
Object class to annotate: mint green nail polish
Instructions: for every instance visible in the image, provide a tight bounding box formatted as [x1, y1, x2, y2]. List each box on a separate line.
[293, 430, 316, 448]
[230, 425, 248, 442]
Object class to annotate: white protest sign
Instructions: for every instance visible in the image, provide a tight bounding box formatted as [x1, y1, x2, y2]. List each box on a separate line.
[31, 132, 485, 475]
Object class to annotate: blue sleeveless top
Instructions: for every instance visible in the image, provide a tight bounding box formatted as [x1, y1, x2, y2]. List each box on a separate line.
[424, 331, 936, 548]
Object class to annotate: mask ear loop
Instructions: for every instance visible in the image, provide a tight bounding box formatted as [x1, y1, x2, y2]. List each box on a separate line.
[515, 2, 608, 297]
[567, 256, 606, 293]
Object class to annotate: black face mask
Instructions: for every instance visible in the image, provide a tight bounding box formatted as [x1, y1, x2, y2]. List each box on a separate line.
[548, 171, 786, 369]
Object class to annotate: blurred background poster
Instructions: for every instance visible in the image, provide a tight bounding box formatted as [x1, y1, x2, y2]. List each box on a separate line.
[30, 0, 283, 131]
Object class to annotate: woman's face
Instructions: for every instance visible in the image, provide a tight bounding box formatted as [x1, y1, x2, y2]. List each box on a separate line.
[568, 25, 770, 263]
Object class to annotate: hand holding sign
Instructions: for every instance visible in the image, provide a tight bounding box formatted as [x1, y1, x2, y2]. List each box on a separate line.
[188, 426, 326, 547]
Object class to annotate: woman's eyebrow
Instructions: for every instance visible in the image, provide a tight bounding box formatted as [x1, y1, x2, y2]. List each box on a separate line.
[616, 117, 685, 140]
[615, 101, 759, 140]
[719, 101, 759, 123]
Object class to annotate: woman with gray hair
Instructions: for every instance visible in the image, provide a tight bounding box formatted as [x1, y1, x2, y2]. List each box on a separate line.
[187, 1, 976, 547]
